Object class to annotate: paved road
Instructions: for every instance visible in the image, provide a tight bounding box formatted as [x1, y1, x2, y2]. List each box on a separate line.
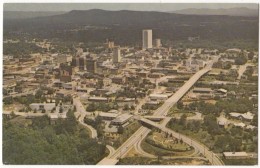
[143, 112, 203, 123]
[237, 63, 251, 80]
[134, 129, 154, 158]
[98, 62, 217, 165]
[137, 117, 224, 165]
[73, 97, 97, 139]
[106, 145, 116, 158]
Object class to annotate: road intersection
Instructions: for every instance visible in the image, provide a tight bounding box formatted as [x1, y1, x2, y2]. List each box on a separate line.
[97, 59, 224, 165]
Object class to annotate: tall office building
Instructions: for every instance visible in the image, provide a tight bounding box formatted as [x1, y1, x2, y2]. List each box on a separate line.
[86, 58, 97, 73]
[142, 29, 153, 50]
[71, 57, 80, 67]
[59, 63, 72, 82]
[155, 39, 161, 48]
[79, 57, 86, 71]
[113, 47, 121, 63]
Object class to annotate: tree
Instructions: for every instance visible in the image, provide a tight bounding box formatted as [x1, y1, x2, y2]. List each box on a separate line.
[252, 114, 258, 126]
[59, 107, 63, 113]
[248, 52, 254, 60]
[3, 115, 106, 165]
[180, 139, 183, 144]
[32, 115, 50, 129]
[64, 109, 78, 134]
[177, 101, 184, 109]
[42, 108, 46, 113]
[3, 97, 13, 105]
[235, 55, 247, 65]
[86, 103, 96, 112]
[203, 114, 216, 126]
[118, 125, 124, 134]
[97, 79, 104, 89]
[10, 111, 16, 118]
[123, 104, 129, 110]
[35, 89, 44, 99]
[230, 138, 242, 151]
[230, 127, 242, 137]
[51, 107, 55, 113]
[157, 154, 162, 164]
[214, 135, 231, 152]
[179, 114, 187, 125]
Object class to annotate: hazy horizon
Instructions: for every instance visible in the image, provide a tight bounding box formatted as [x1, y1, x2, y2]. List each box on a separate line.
[4, 3, 258, 12]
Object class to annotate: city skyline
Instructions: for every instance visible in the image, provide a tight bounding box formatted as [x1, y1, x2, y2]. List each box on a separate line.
[3, 2, 259, 166]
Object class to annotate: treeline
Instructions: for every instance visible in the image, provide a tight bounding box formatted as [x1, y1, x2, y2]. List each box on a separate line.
[181, 98, 254, 115]
[168, 113, 257, 153]
[3, 111, 106, 165]
[4, 10, 258, 48]
[3, 41, 45, 57]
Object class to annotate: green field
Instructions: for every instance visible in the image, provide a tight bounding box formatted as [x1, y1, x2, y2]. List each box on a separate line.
[141, 131, 195, 156]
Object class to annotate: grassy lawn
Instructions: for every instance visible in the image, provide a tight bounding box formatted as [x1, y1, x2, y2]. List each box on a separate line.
[141, 131, 195, 156]
[167, 106, 196, 118]
[124, 147, 142, 158]
[148, 132, 191, 151]
[167, 123, 215, 150]
[200, 75, 217, 82]
[170, 112, 196, 118]
[78, 124, 92, 136]
[9, 116, 32, 127]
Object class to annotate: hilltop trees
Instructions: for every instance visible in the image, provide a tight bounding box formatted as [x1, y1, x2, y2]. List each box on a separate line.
[3, 115, 106, 164]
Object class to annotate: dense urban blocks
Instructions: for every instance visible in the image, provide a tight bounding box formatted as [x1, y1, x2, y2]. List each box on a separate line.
[3, 3, 258, 166]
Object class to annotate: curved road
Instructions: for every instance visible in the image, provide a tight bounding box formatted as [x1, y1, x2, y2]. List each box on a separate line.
[134, 133, 200, 159]
[98, 59, 223, 165]
[106, 145, 116, 158]
[73, 97, 97, 139]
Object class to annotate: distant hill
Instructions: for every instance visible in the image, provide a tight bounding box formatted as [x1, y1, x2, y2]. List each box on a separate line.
[171, 7, 258, 17]
[3, 9, 259, 45]
[4, 11, 66, 20]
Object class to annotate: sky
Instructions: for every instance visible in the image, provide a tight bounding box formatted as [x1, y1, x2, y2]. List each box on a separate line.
[3, 3, 259, 12]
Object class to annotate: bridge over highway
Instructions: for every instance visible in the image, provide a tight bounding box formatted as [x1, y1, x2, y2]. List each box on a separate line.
[137, 117, 224, 165]
[97, 60, 223, 165]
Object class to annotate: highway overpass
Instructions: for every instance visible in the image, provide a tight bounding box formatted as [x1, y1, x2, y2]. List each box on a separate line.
[97, 65, 216, 165]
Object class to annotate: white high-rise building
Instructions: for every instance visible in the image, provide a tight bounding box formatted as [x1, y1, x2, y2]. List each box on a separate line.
[142, 29, 152, 50]
[113, 47, 121, 63]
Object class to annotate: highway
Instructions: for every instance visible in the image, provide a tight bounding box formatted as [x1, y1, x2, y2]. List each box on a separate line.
[137, 117, 224, 165]
[135, 136, 207, 162]
[106, 145, 116, 158]
[97, 61, 220, 165]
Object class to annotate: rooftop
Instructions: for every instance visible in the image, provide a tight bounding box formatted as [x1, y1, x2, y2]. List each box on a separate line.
[88, 97, 108, 100]
[112, 113, 133, 123]
[99, 112, 118, 118]
[149, 93, 168, 98]
[223, 152, 248, 157]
